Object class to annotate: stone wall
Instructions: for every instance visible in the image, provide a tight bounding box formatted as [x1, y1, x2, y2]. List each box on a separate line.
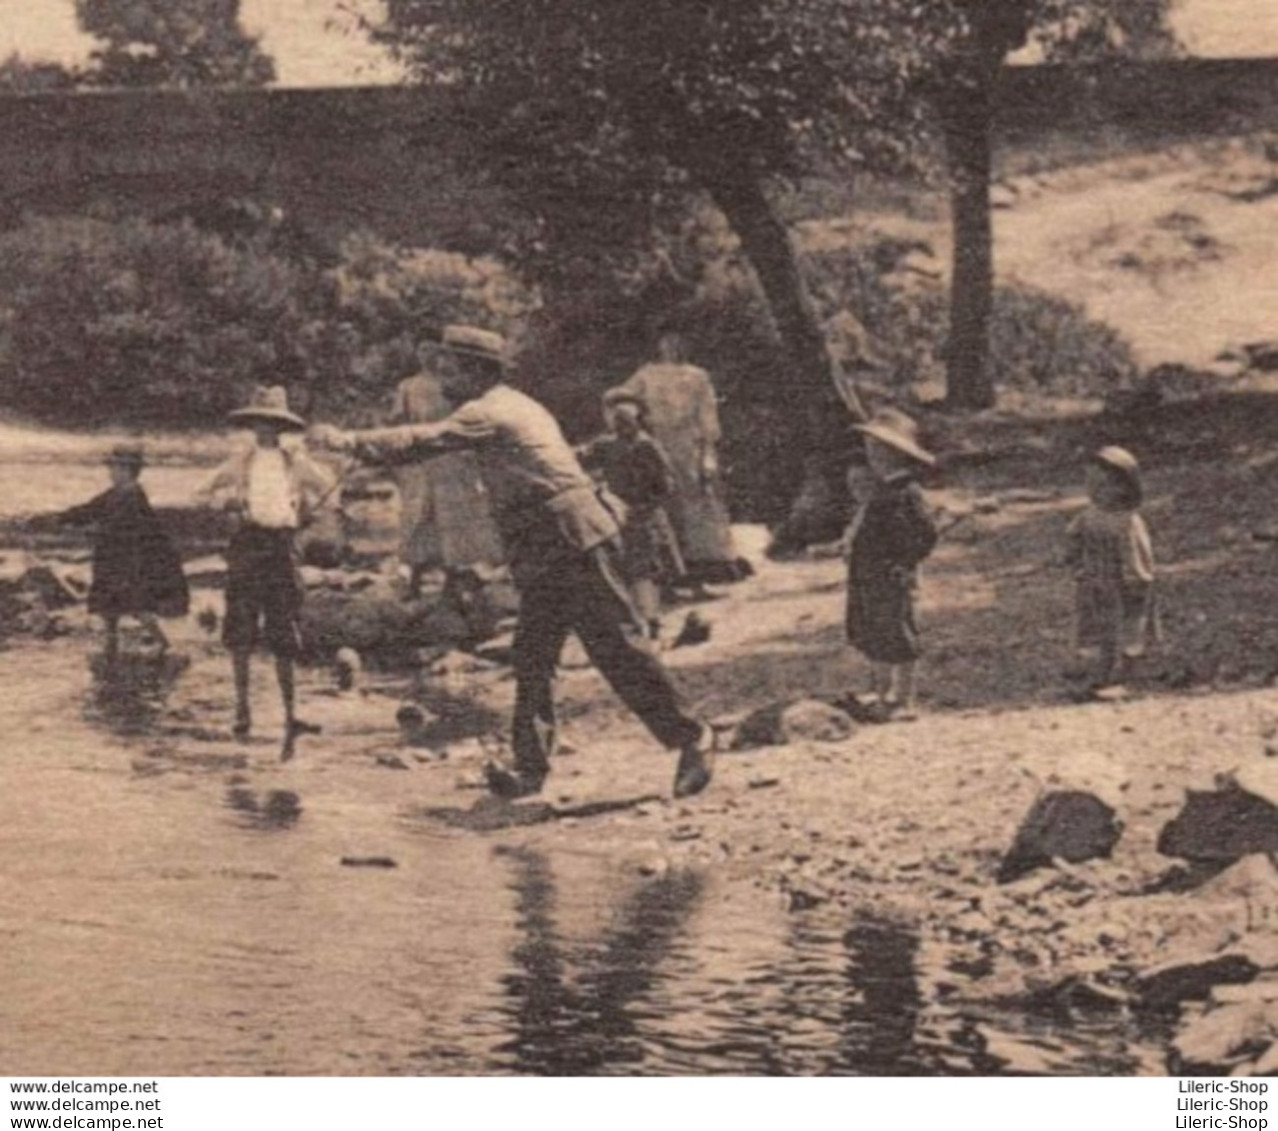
[0, 59, 1274, 248]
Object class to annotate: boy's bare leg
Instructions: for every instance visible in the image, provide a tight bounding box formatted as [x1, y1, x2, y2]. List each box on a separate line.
[275, 654, 295, 726]
[1097, 637, 1121, 688]
[869, 662, 892, 703]
[889, 662, 918, 718]
[407, 563, 426, 600]
[631, 578, 661, 640]
[277, 655, 321, 761]
[232, 649, 252, 740]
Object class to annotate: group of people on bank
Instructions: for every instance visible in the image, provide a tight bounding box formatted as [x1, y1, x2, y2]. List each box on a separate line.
[389, 332, 747, 641]
[43, 321, 1161, 799]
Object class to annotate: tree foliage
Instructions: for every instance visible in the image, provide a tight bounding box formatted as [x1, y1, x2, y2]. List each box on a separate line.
[0, 54, 78, 94]
[75, 0, 275, 88]
[372, 0, 954, 282]
[0, 216, 531, 429]
[1022, 0, 1180, 61]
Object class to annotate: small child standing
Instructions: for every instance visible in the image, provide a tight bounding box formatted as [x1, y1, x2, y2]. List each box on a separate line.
[1065, 445, 1159, 694]
[580, 394, 685, 641]
[198, 387, 335, 758]
[51, 444, 189, 660]
[845, 408, 939, 720]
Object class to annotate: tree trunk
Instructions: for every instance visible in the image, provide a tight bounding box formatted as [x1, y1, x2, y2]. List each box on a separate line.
[942, 66, 997, 411]
[703, 170, 865, 551]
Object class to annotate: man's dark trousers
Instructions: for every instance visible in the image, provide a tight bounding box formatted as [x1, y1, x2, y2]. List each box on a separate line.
[511, 536, 702, 778]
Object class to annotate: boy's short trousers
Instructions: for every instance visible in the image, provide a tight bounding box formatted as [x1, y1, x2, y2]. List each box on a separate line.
[222, 526, 304, 658]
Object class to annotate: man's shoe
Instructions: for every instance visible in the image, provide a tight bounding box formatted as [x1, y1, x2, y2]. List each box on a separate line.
[673, 728, 716, 799]
[484, 761, 547, 801]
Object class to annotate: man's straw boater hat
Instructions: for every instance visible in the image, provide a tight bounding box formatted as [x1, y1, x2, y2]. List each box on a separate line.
[440, 324, 509, 370]
[855, 407, 935, 468]
[228, 386, 306, 431]
[1093, 445, 1143, 507]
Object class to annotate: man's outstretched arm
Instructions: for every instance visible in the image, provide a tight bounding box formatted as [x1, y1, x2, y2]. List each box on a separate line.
[310, 419, 476, 465]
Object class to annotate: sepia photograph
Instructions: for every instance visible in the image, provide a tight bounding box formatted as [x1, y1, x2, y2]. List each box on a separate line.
[1, 0, 1277, 1090]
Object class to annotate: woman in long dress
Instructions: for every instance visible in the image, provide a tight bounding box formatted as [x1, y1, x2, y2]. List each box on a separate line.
[392, 367, 504, 596]
[608, 335, 747, 588]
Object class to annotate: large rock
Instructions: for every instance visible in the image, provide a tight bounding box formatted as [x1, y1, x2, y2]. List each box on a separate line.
[1195, 854, 1278, 936]
[732, 698, 857, 750]
[1244, 341, 1278, 374]
[300, 576, 518, 667]
[1138, 953, 1261, 1011]
[1157, 782, 1278, 863]
[1173, 1000, 1273, 1070]
[997, 790, 1123, 884]
[0, 553, 87, 637]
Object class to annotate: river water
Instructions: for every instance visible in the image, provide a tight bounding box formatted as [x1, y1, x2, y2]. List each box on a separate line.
[0, 639, 1169, 1077]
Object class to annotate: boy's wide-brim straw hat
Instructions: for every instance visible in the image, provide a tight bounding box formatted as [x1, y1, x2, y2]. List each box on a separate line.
[228, 385, 306, 431]
[106, 442, 145, 469]
[1094, 445, 1143, 504]
[441, 324, 509, 369]
[855, 407, 936, 468]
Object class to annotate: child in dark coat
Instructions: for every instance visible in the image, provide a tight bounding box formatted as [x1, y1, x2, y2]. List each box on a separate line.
[845, 409, 938, 720]
[53, 444, 190, 658]
[580, 394, 685, 640]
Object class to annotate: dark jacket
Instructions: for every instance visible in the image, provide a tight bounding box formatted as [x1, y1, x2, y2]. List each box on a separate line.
[58, 483, 190, 619]
[580, 432, 674, 512]
[845, 474, 938, 663]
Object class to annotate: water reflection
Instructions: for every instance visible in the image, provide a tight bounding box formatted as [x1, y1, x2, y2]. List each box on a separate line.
[494, 847, 703, 1075]
[737, 913, 950, 1075]
[85, 650, 189, 737]
[840, 920, 924, 1072]
[224, 786, 303, 831]
[477, 850, 1157, 1076]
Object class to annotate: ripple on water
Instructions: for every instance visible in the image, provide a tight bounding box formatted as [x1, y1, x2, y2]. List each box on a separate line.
[2, 639, 1167, 1075]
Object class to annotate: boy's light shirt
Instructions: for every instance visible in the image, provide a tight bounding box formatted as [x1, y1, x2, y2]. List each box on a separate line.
[196, 435, 336, 529]
[245, 448, 298, 529]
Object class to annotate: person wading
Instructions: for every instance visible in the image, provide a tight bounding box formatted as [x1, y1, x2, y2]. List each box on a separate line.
[198, 387, 336, 760]
[311, 325, 716, 800]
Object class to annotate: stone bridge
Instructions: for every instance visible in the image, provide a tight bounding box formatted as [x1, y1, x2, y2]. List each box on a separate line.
[0, 58, 1274, 250]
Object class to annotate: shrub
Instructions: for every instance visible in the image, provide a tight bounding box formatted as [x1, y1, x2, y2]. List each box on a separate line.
[0, 215, 534, 430]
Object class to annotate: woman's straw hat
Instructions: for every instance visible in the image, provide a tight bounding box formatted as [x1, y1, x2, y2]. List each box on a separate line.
[228, 386, 306, 431]
[855, 407, 935, 467]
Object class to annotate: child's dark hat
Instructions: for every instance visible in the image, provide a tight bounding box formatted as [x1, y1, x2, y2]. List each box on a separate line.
[106, 443, 145, 470]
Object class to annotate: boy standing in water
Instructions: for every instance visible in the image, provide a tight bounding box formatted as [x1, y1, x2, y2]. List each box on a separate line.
[51, 443, 189, 660]
[198, 387, 335, 758]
